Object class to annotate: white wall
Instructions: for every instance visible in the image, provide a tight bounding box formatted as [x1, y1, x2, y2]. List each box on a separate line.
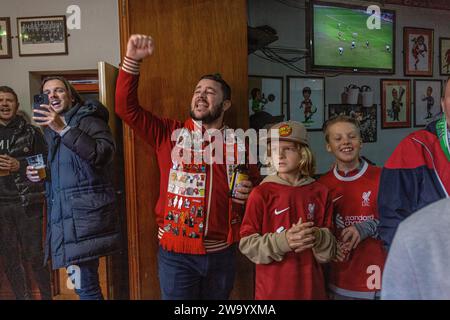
[0, 0, 120, 115]
[248, 0, 450, 173]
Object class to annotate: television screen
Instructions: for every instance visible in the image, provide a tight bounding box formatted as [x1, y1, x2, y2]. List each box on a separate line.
[308, 1, 396, 74]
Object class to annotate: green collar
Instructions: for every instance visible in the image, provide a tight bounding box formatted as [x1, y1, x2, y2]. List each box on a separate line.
[436, 116, 450, 161]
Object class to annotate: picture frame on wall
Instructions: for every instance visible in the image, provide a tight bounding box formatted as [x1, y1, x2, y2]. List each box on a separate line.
[328, 104, 377, 143]
[381, 79, 411, 129]
[439, 37, 450, 76]
[0, 17, 12, 59]
[287, 76, 325, 131]
[413, 79, 442, 127]
[404, 27, 434, 77]
[17, 16, 68, 56]
[248, 75, 284, 118]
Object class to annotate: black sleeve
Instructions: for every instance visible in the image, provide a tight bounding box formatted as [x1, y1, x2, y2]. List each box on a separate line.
[60, 116, 116, 168]
[33, 127, 48, 161]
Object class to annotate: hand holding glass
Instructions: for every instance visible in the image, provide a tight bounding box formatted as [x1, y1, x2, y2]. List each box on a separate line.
[26, 154, 46, 179]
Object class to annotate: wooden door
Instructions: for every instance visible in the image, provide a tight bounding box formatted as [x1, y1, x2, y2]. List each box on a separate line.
[98, 61, 129, 299]
[119, 0, 252, 299]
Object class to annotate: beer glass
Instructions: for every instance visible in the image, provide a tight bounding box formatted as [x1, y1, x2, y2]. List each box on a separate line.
[26, 154, 46, 179]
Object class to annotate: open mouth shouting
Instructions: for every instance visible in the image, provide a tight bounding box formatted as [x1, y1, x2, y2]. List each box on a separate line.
[0, 107, 13, 117]
[194, 98, 209, 111]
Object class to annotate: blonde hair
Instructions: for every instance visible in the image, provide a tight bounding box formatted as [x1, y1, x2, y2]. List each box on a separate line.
[322, 115, 361, 143]
[268, 142, 316, 177]
[297, 144, 316, 177]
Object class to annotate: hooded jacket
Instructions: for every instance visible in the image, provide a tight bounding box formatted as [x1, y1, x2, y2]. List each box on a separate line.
[0, 115, 46, 207]
[239, 174, 336, 300]
[44, 100, 121, 269]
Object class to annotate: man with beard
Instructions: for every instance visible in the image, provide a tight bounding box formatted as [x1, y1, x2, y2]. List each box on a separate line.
[0, 86, 51, 299]
[115, 34, 256, 300]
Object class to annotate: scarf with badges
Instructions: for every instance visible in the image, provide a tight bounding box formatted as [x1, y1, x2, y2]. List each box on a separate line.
[159, 120, 245, 254]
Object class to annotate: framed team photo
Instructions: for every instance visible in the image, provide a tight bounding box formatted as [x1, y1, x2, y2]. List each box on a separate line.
[403, 27, 433, 77]
[413, 79, 442, 127]
[381, 79, 411, 129]
[287, 76, 325, 131]
[17, 16, 68, 56]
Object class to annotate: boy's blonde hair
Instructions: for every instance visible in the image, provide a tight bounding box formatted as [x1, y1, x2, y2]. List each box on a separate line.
[322, 115, 361, 143]
[297, 143, 316, 177]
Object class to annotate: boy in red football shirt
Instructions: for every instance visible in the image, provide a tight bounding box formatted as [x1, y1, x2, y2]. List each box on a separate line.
[318, 116, 386, 299]
[239, 121, 336, 300]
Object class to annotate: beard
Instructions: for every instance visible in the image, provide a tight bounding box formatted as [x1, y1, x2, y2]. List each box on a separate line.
[190, 101, 224, 124]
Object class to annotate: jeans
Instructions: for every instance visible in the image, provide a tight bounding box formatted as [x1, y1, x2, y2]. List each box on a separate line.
[157, 245, 236, 300]
[68, 259, 103, 300]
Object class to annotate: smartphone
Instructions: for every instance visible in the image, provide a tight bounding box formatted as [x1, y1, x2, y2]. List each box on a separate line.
[33, 94, 49, 124]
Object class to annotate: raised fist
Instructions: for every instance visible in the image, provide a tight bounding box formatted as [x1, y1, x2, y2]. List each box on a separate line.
[126, 34, 154, 61]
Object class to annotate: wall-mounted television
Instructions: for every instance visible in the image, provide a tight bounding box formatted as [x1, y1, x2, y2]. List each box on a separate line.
[307, 1, 396, 74]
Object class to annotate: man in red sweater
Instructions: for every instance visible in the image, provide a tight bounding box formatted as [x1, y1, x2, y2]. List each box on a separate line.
[115, 34, 255, 299]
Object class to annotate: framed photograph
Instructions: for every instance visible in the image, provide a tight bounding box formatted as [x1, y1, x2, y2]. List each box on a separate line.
[328, 104, 377, 143]
[0, 17, 12, 59]
[17, 16, 68, 56]
[439, 37, 450, 75]
[381, 79, 411, 129]
[404, 27, 434, 76]
[287, 76, 325, 131]
[413, 79, 442, 127]
[248, 75, 283, 118]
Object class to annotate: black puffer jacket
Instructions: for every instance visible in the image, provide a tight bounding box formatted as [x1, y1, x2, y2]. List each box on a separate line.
[44, 100, 121, 269]
[0, 115, 46, 206]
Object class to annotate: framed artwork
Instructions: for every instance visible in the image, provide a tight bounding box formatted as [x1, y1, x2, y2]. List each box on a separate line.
[439, 37, 450, 76]
[381, 79, 411, 129]
[0, 17, 12, 59]
[248, 75, 283, 117]
[404, 27, 434, 77]
[17, 16, 68, 56]
[413, 79, 442, 127]
[328, 104, 377, 143]
[287, 76, 325, 131]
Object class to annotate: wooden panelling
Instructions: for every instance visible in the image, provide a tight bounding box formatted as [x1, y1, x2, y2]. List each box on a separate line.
[119, 0, 251, 299]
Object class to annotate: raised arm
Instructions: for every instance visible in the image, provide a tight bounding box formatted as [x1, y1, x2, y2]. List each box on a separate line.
[115, 34, 181, 149]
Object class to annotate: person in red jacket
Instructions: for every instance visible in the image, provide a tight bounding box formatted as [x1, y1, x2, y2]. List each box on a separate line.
[115, 34, 256, 300]
[318, 115, 386, 299]
[239, 121, 336, 300]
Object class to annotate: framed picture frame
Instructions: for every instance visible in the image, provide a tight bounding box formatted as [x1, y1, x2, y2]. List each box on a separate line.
[381, 79, 411, 129]
[328, 104, 377, 143]
[17, 16, 68, 56]
[287, 76, 325, 131]
[248, 75, 284, 118]
[403, 27, 434, 77]
[0, 17, 12, 59]
[439, 37, 450, 76]
[413, 79, 442, 127]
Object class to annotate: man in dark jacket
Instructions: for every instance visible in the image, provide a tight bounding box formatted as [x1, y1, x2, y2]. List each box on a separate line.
[0, 86, 51, 300]
[26, 77, 121, 300]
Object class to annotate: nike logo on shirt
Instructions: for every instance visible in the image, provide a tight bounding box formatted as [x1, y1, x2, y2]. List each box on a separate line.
[332, 195, 343, 202]
[274, 207, 290, 215]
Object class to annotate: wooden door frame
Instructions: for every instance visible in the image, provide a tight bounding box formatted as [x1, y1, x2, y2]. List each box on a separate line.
[118, 0, 142, 300]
